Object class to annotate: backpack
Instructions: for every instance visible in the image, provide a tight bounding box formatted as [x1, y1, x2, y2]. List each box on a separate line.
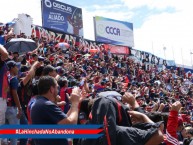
[77, 92, 162, 145]
[78, 96, 132, 145]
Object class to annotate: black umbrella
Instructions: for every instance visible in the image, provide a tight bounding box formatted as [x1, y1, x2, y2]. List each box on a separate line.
[5, 38, 37, 54]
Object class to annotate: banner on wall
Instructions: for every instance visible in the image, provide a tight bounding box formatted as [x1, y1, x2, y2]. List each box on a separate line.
[41, 0, 83, 37]
[31, 25, 80, 46]
[94, 16, 134, 47]
[130, 49, 175, 66]
[32, 25, 102, 51]
[103, 44, 130, 55]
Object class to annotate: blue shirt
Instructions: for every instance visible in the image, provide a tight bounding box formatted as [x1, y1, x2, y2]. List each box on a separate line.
[100, 67, 106, 74]
[43, 47, 47, 54]
[0, 35, 5, 45]
[0, 62, 8, 98]
[7, 76, 19, 106]
[31, 96, 68, 145]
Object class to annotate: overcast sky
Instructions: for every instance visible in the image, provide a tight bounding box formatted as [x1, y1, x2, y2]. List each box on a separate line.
[1, 0, 193, 67]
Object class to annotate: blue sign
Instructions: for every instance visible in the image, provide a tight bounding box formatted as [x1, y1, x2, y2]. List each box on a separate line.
[0, 125, 103, 139]
[41, 0, 83, 37]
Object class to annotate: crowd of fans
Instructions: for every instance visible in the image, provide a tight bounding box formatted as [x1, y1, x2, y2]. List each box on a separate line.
[1, 25, 193, 145]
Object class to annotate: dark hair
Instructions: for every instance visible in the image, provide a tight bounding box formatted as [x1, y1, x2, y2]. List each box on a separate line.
[38, 76, 56, 95]
[42, 65, 56, 76]
[0, 30, 4, 35]
[20, 65, 29, 72]
[21, 57, 27, 65]
[58, 76, 68, 88]
[35, 66, 44, 77]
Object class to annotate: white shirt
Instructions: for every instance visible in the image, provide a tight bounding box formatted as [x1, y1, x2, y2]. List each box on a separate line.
[189, 139, 193, 145]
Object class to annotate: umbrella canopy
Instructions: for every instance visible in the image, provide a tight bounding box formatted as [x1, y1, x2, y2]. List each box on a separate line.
[55, 42, 70, 50]
[84, 53, 91, 57]
[89, 48, 98, 53]
[5, 38, 37, 54]
[98, 91, 122, 101]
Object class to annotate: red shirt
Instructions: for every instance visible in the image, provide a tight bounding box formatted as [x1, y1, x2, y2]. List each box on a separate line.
[124, 76, 129, 83]
[166, 111, 179, 145]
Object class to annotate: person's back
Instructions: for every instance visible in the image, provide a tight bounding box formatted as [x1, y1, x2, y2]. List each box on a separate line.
[31, 96, 68, 145]
[30, 76, 81, 145]
[31, 96, 67, 124]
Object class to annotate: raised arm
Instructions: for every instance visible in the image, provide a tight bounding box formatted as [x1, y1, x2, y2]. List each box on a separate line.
[166, 101, 181, 145]
[0, 45, 8, 61]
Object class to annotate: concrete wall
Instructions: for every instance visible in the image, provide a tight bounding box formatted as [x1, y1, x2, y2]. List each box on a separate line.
[13, 14, 33, 38]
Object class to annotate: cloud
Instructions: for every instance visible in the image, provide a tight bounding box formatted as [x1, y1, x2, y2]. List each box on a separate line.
[92, 4, 123, 10]
[121, 0, 192, 11]
[122, 0, 193, 66]
[0, 0, 42, 25]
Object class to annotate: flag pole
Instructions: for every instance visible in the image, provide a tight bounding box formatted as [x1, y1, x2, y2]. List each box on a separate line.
[181, 47, 184, 68]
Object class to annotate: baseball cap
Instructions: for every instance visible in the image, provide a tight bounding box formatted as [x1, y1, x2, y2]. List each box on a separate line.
[178, 116, 184, 127]
[56, 66, 65, 75]
[6, 60, 17, 70]
[42, 65, 56, 76]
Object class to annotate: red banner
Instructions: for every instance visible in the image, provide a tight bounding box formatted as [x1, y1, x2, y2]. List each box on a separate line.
[103, 44, 130, 55]
[0, 129, 103, 135]
[31, 25, 79, 46]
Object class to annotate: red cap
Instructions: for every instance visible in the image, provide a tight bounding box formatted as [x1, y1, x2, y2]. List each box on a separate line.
[49, 57, 55, 61]
[178, 116, 183, 126]
[181, 114, 191, 123]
